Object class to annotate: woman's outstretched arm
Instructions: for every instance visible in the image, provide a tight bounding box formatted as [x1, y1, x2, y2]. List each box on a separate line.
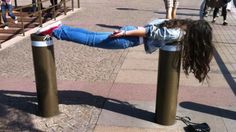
[110, 27, 146, 37]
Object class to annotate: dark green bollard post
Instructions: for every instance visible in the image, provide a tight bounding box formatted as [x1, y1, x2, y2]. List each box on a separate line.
[155, 44, 181, 125]
[31, 34, 59, 117]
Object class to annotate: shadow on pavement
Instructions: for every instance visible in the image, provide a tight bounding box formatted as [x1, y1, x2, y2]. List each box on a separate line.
[96, 24, 122, 30]
[177, 7, 200, 11]
[116, 7, 157, 13]
[180, 101, 236, 120]
[60, 90, 155, 122]
[176, 12, 200, 16]
[116, 7, 139, 11]
[0, 90, 155, 124]
[0, 90, 42, 131]
[154, 11, 199, 17]
[213, 48, 236, 95]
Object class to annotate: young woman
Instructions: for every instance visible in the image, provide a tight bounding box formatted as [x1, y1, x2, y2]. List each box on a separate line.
[37, 19, 214, 83]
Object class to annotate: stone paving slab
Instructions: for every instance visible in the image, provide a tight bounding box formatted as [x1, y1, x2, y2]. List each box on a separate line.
[121, 58, 158, 71]
[94, 125, 183, 132]
[97, 101, 158, 128]
[109, 83, 156, 102]
[115, 70, 157, 85]
[0, 79, 111, 131]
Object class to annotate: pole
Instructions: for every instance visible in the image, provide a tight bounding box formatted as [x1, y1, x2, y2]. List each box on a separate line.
[31, 34, 59, 117]
[155, 44, 181, 125]
[78, 0, 80, 8]
[14, 0, 18, 7]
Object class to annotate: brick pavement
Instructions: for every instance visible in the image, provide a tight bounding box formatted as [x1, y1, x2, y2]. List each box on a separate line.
[0, 0, 236, 131]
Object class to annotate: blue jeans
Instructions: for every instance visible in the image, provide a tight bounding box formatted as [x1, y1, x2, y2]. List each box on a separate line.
[199, 0, 206, 19]
[1, 3, 16, 25]
[52, 25, 140, 49]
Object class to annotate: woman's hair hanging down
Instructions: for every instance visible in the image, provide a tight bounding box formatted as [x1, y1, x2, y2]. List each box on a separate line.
[160, 19, 214, 83]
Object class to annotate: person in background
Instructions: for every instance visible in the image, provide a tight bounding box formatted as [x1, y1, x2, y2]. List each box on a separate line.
[207, 0, 231, 25]
[50, 0, 58, 9]
[163, 0, 179, 19]
[1, 0, 18, 30]
[212, 0, 231, 25]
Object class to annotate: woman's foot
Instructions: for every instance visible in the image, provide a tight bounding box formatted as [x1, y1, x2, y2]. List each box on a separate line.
[36, 21, 62, 36]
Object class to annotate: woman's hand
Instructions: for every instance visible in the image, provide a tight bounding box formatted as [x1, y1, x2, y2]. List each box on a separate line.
[109, 30, 126, 38]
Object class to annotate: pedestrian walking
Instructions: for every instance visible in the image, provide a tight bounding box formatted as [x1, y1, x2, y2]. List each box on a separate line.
[1, 0, 18, 30]
[36, 19, 214, 83]
[207, 0, 231, 25]
[163, 0, 179, 19]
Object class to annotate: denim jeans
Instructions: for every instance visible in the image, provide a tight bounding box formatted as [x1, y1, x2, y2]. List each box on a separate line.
[52, 25, 140, 49]
[199, 0, 206, 19]
[1, 3, 16, 25]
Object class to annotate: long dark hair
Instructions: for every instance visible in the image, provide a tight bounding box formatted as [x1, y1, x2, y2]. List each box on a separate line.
[160, 19, 214, 82]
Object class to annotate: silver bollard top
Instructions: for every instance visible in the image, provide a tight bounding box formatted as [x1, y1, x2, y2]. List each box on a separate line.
[160, 44, 181, 52]
[31, 33, 53, 47]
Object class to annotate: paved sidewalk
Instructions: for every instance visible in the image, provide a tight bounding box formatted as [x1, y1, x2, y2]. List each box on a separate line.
[0, 0, 236, 131]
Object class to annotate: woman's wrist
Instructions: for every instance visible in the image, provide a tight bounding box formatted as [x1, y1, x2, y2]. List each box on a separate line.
[123, 30, 126, 36]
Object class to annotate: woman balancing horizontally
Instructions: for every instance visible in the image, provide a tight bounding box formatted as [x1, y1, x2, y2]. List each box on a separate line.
[36, 19, 214, 83]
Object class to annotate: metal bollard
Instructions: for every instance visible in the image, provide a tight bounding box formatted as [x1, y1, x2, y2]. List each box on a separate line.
[31, 34, 59, 117]
[155, 44, 181, 125]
